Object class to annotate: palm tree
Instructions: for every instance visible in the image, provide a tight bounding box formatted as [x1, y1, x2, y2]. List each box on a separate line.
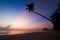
[26, 2, 34, 12]
[26, 2, 60, 31]
[50, 3, 60, 31]
[26, 2, 52, 22]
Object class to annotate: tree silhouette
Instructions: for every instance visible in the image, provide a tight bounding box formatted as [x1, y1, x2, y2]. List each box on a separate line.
[26, 2, 52, 22]
[50, 3, 60, 31]
[26, 2, 60, 31]
[26, 2, 34, 12]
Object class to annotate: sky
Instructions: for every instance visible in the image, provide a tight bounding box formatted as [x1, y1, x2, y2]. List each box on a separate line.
[0, 0, 60, 33]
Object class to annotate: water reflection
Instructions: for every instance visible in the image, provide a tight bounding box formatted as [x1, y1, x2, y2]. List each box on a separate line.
[0, 25, 50, 35]
[9, 30, 28, 35]
[0, 30, 31, 35]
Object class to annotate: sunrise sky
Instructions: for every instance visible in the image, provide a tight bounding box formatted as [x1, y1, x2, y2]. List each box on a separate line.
[0, 0, 60, 34]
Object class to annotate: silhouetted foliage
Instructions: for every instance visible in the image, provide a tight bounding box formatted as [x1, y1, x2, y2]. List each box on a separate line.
[26, 2, 60, 31]
[43, 28, 50, 30]
[26, 2, 52, 22]
[42, 28, 52, 32]
[26, 2, 34, 12]
[50, 3, 60, 31]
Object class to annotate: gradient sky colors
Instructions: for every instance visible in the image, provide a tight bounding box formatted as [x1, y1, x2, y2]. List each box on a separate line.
[0, 0, 60, 32]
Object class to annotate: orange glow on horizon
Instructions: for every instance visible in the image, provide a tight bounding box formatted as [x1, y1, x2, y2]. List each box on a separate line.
[10, 21, 53, 30]
[10, 12, 53, 30]
[9, 21, 53, 35]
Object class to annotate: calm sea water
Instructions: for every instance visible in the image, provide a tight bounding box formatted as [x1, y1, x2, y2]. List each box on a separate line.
[0, 31, 29, 35]
[0, 30, 43, 35]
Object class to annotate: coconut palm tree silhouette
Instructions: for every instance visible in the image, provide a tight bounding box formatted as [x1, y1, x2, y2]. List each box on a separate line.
[50, 3, 60, 31]
[26, 2, 52, 23]
[26, 2, 34, 12]
[26, 2, 60, 31]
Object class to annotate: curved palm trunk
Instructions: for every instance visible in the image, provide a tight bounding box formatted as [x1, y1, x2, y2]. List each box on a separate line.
[33, 11, 52, 22]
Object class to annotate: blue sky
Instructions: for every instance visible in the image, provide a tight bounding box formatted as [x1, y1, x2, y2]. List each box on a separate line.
[0, 0, 60, 25]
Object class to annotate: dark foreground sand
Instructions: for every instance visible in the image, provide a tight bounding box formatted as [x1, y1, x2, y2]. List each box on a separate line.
[0, 31, 60, 40]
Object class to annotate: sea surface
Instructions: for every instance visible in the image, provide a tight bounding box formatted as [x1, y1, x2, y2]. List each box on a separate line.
[0, 30, 43, 35]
